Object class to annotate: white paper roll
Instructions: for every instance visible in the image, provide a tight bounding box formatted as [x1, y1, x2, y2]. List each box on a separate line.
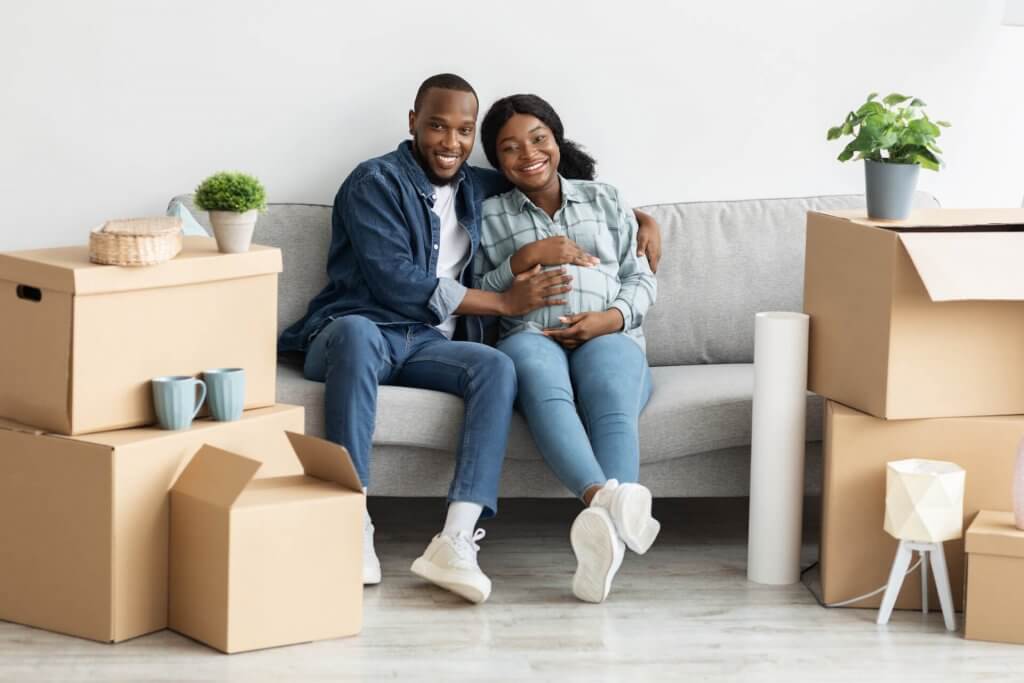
[747, 311, 809, 585]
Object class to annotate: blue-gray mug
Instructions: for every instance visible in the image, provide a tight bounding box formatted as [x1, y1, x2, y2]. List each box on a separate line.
[203, 367, 246, 422]
[152, 376, 206, 430]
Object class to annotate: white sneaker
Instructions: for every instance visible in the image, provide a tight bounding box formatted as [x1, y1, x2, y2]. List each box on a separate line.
[410, 529, 491, 604]
[363, 516, 382, 586]
[571, 507, 625, 603]
[591, 479, 661, 554]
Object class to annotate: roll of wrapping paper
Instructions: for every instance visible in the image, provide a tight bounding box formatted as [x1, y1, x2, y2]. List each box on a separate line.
[747, 311, 809, 585]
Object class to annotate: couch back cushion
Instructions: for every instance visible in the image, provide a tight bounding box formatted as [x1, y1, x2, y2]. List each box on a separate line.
[174, 191, 938, 361]
[637, 192, 938, 366]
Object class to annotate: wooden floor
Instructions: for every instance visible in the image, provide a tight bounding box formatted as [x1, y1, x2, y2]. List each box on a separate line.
[2, 497, 1023, 682]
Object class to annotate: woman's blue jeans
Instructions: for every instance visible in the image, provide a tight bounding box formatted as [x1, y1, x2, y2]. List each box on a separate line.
[497, 331, 653, 499]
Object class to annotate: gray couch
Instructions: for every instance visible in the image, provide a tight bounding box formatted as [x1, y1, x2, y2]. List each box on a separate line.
[172, 191, 938, 498]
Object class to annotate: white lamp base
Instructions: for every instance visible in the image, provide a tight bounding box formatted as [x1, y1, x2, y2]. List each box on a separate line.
[876, 539, 956, 631]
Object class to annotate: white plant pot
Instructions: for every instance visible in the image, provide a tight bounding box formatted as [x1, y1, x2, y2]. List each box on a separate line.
[208, 209, 258, 254]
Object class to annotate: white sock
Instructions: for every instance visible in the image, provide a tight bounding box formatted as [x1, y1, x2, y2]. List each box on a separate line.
[362, 487, 372, 526]
[442, 501, 483, 538]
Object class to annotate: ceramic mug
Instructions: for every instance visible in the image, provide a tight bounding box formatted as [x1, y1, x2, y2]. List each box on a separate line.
[152, 376, 206, 430]
[203, 367, 246, 422]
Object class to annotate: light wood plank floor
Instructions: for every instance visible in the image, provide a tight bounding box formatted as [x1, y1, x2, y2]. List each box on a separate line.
[2, 497, 1023, 682]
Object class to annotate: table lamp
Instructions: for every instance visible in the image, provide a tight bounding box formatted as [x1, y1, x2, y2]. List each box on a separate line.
[876, 458, 965, 632]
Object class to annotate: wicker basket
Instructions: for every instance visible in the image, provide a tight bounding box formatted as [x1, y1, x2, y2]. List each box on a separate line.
[89, 217, 184, 266]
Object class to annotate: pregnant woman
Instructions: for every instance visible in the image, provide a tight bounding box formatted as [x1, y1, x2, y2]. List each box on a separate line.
[475, 94, 659, 603]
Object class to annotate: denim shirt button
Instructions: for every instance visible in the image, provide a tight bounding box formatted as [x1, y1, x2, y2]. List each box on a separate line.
[433, 244, 439, 250]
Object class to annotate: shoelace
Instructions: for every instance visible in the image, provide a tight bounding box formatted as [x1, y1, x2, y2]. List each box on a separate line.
[451, 528, 486, 560]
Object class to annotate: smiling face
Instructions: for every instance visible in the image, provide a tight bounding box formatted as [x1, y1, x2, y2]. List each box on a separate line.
[494, 113, 560, 195]
[408, 87, 478, 186]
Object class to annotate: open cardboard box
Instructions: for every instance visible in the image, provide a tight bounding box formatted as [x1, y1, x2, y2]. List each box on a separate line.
[0, 237, 280, 435]
[804, 208, 1024, 419]
[0, 404, 304, 643]
[169, 432, 363, 654]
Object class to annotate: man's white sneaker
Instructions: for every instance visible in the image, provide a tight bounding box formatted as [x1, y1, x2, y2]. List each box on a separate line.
[591, 479, 661, 554]
[363, 516, 382, 586]
[410, 529, 491, 604]
[570, 507, 625, 603]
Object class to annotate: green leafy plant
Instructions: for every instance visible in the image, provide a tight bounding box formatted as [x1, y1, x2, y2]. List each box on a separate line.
[826, 93, 950, 171]
[194, 171, 267, 213]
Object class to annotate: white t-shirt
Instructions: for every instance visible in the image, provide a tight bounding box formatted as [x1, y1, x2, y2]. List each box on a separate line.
[431, 183, 470, 339]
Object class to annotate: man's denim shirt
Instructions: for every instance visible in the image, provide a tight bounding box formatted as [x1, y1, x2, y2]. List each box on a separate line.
[278, 141, 508, 353]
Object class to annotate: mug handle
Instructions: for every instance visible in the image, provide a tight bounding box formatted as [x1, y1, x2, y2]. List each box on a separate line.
[192, 379, 207, 421]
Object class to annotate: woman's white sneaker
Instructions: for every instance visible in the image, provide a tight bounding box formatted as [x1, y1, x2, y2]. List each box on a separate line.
[570, 507, 625, 603]
[591, 480, 661, 554]
[410, 528, 491, 604]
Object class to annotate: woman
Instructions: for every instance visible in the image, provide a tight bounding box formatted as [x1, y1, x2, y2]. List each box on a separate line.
[474, 94, 658, 603]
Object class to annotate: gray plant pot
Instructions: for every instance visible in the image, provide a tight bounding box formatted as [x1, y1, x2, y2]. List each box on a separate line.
[208, 209, 258, 253]
[864, 159, 920, 220]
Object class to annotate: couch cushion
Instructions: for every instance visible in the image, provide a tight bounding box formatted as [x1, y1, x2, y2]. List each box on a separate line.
[277, 362, 823, 464]
[175, 191, 938, 364]
[637, 192, 940, 367]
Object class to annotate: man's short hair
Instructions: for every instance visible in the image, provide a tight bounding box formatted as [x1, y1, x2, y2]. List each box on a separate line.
[413, 73, 478, 112]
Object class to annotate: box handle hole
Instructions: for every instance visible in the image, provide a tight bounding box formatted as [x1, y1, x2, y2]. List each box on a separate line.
[16, 285, 42, 302]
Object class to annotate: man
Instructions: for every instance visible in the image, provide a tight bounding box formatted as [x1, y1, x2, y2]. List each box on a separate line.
[278, 73, 661, 604]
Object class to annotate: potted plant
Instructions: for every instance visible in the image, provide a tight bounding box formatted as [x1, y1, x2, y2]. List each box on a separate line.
[194, 171, 267, 253]
[827, 93, 950, 220]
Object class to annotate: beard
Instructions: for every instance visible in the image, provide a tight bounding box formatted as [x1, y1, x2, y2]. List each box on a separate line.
[412, 134, 459, 186]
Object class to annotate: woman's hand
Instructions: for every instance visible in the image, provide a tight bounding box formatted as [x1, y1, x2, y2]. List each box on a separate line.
[501, 265, 573, 316]
[635, 210, 662, 273]
[511, 236, 600, 273]
[543, 309, 624, 349]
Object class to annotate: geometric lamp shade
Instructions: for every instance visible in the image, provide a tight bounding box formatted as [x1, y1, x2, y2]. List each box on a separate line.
[883, 459, 966, 543]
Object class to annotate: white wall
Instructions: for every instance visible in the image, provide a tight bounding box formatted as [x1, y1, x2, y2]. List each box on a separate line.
[2, 0, 1023, 251]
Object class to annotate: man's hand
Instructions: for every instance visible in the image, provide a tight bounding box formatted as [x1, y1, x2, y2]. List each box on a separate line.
[501, 265, 573, 317]
[511, 236, 599, 273]
[635, 210, 662, 273]
[543, 309, 624, 349]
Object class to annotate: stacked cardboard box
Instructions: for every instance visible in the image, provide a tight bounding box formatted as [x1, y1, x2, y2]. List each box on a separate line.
[803, 208, 1024, 613]
[964, 510, 1024, 644]
[0, 236, 363, 652]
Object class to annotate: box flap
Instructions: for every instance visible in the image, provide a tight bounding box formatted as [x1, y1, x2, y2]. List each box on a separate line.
[821, 208, 1024, 231]
[966, 510, 1024, 558]
[0, 237, 282, 295]
[171, 444, 261, 507]
[898, 232, 1024, 301]
[285, 432, 363, 492]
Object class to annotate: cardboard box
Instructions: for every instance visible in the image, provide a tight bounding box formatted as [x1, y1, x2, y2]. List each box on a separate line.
[804, 208, 1024, 419]
[820, 400, 1018, 611]
[169, 432, 363, 654]
[0, 237, 281, 435]
[965, 510, 1024, 644]
[0, 404, 304, 643]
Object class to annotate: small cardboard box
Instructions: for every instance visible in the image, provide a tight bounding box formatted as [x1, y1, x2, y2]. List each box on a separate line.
[169, 432, 363, 654]
[820, 400, 1018, 611]
[0, 404, 304, 643]
[804, 208, 1024, 420]
[0, 237, 281, 435]
[965, 510, 1024, 644]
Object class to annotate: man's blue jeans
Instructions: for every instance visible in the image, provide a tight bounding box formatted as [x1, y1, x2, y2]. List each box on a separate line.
[303, 316, 516, 518]
[497, 331, 653, 499]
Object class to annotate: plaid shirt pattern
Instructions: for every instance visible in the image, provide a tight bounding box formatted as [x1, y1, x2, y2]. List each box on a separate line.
[474, 177, 656, 352]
